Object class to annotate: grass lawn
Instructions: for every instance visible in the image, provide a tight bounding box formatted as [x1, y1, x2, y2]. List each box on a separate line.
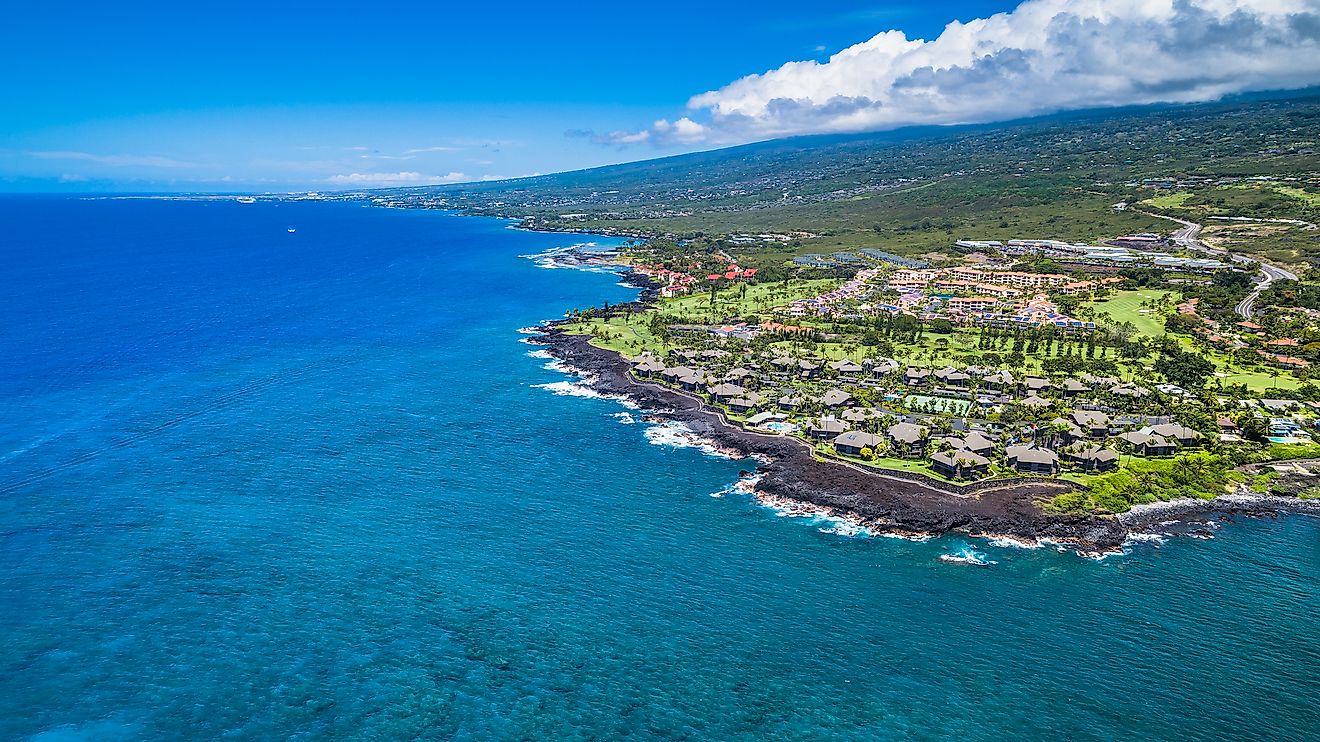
[660, 278, 838, 323]
[860, 456, 964, 483]
[560, 315, 673, 358]
[1089, 290, 1175, 339]
[1273, 185, 1320, 208]
[1215, 366, 1303, 392]
[1142, 191, 1196, 209]
[1058, 471, 1109, 486]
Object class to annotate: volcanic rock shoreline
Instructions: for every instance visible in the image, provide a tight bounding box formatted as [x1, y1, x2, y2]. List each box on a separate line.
[532, 272, 1320, 554]
[531, 326, 1141, 552]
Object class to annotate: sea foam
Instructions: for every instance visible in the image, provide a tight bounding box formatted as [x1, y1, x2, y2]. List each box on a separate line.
[642, 420, 739, 458]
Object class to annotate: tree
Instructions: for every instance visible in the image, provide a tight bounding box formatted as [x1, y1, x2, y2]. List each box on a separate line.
[1154, 349, 1215, 389]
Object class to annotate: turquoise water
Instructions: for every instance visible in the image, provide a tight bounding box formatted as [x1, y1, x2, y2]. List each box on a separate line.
[2, 197, 1319, 740]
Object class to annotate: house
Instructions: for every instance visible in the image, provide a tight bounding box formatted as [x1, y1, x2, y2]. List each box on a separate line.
[1140, 423, 1204, 447]
[930, 449, 991, 480]
[1269, 418, 1306, 438]
[829, 359, 865, 375]
[1259, 399, 1301, 413]
[677, 372, 708, 391]
[954, 431, 995, 456]
[727, 394, 763, 414]
[723, 367, 753, 382]
[985, 370, 1015, 391]
[1116, 431, 1175, 456]
[1111, 383, 1152, 400]
[832, 430, 885, 457]
[887, 422, 929, 458]
[746, 411, 784, 427]
[842, 407, 878, 424]
[903, 367, 932, 386]
[820, 389, 854, 408]
[1019, 395, 1052, 410]
[935, 367, 972, 387]
[870, 358, 901, 376]
[662, 366, 696, 383]
[1023, 377, 1052, 394]
[1061, 378, 1091, 397]
[1070, 410, 1111, 439]
[1064, 444, 1120, 472]
[777, 395, 803, 412]
[807, 416, 849, 440]
[707, 383, 746, 402]
[1047, 417, 1084, 444]
[1005, 445, 1059, 474]
[633, 358, 667, 377]
[798, 360, 821, 378]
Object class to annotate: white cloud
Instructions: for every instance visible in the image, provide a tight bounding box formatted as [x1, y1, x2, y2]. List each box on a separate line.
[30, 150, 194, 168]
[612, 0, 1320, 145]
[403, 145, 460, 154]
[324, 171, 468, 186]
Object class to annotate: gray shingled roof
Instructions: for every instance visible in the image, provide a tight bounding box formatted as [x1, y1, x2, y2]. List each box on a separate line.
[888, 422, 928, 444]
[832, 431, 885, 449]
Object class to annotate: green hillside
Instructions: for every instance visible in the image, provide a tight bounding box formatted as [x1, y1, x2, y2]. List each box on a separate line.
[365, 93, 1320, 263]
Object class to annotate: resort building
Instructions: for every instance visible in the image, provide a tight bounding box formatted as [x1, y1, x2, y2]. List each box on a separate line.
[832, 431, 885, 457]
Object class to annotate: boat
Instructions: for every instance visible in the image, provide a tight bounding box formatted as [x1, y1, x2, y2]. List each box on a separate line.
[287, 228, 296, 233]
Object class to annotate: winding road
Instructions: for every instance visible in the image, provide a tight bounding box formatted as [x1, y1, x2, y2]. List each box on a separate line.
[1147, 211, 1298, 318]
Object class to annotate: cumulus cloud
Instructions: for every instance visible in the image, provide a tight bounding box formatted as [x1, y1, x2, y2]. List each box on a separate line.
[324, 171, 468, 186]
[611, 0, 1320, 145]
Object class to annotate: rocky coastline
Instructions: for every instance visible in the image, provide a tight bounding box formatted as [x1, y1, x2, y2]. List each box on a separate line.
[530, 269, 1319, 556]
[531, 327, 1140, 551]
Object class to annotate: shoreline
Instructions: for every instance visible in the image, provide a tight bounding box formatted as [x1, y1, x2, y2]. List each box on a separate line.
[531, 326, 1138, 551]
[525, 262, 1320, 556]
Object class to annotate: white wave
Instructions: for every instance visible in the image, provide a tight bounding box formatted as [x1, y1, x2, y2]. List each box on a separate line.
[516, 326, 544, 335]
[543, 359, 575, 373]
[711, 474, 762, 498]
[612, 412, 637, 425]
[750, 489, 884, 537]
[984, 535, 1044, 550]
[641, 420, 739, 458]
[525, 349, 553, 359]
[938, 545, 996, 566]
[875, 531, 937, 542]
[532, 381, 608, 400]
[1037, 538, 1076, 553]
[1124, 532, 1168, 546]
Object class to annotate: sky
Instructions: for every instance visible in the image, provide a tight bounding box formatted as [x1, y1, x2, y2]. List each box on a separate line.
[3, 0, 1319, 193]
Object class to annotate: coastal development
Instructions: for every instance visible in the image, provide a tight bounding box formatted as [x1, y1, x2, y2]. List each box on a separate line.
[536, 216, 1320, 548]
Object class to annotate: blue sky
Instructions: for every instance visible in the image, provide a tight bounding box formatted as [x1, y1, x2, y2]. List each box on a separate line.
[0, 1, 1013, 191]
[4, 0, 1317, 192]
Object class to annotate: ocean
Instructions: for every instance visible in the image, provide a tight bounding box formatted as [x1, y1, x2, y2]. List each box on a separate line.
[2, 196, 1318, 741]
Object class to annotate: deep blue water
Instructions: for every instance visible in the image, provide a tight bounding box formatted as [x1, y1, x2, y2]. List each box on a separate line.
[2, 196, 1319, 741]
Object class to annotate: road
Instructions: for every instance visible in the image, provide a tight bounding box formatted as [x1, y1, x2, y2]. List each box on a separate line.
[1144, 210, 1298, 318]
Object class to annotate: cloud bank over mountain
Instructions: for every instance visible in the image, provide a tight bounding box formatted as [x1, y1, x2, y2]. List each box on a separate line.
[608, 0, 1320, 146]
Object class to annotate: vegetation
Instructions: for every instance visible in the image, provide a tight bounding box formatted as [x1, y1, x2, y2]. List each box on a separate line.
[367, 93, 1320, 267]
[1046, 454, 1243, 514]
